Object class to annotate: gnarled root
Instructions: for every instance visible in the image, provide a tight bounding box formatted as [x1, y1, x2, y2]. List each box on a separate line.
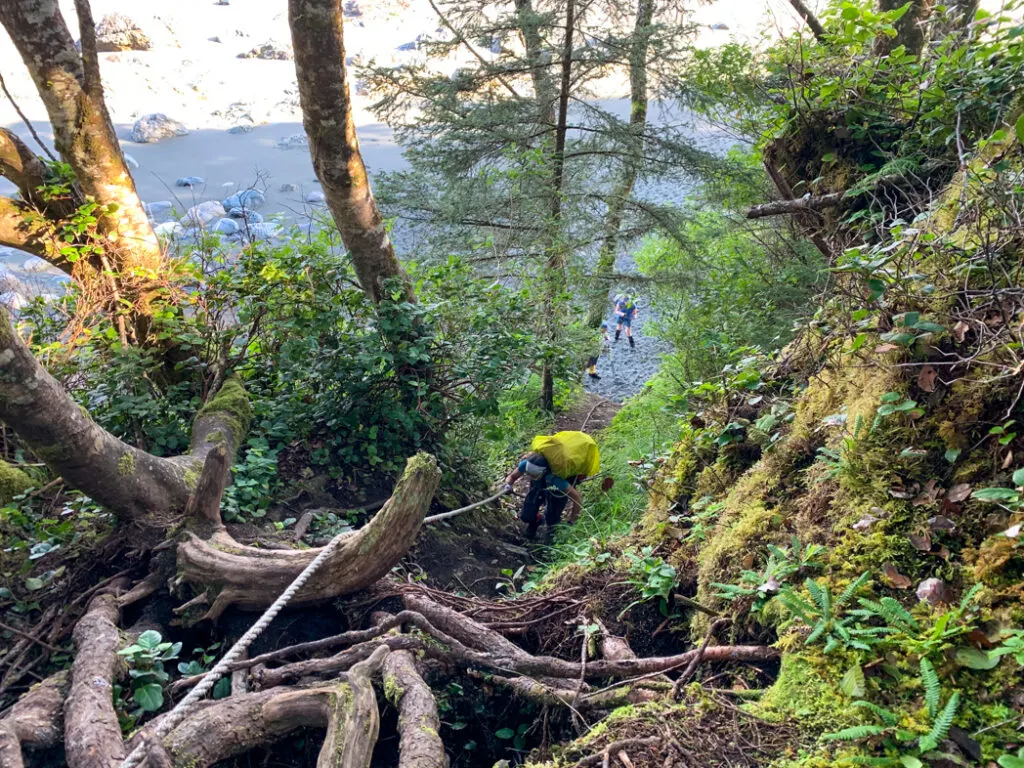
[158, 646, 389, 768]
[383, 650, 445, 768]
[63, 593, 125, 768]
[174, 453, 441, 622]
[0, 673, 66, 768]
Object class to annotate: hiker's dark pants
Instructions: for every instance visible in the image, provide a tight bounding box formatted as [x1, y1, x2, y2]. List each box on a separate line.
[520, 480, 570, 536]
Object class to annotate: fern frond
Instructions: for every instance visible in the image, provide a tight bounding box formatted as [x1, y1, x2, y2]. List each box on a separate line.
[807, 578, 831, 619]
[880, 597, 919, 631]
[778, 590, 817, 621]
[846, 757, 902, 767]
[838, 571, 872, 606]
[919, 692, 960, 752]
[823, 724, 890, 741]
[958, 583, 982, 613]
[920, 658, 940, 719]
[807, 620, 829, 644]
[853, 700, 900, 726]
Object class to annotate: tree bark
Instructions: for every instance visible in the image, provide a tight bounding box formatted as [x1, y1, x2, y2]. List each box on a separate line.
[0, 673, 66, 768]
[0, 310, 250, 525]
[875, 0, 934, 56]
[0, 0, 162, 274]
[787, 0, 827, 42]
[382, 650, 445, 768]
[160, 647, 388, 768]
[585, 0, 654, 328]
[745, 192, 845, 219]
[174, 453, 441, 621]
[288, 0, 413, 305]
[539, 0, 575, 412]
[63, 594, 124, 768]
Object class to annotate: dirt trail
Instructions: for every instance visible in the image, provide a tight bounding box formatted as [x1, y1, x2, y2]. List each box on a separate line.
[410, 393, 621, 595]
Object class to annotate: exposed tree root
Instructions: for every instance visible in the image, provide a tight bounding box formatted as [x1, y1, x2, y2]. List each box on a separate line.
[173, 453, 441, 622]
[0, 673, 65, 768]
[64, 593, 125, 768]
[382, 649, 445, 768]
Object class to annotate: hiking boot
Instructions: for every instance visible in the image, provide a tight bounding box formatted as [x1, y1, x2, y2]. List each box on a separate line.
[615, 330, 621, 341]
[628, 336, 635, 348]
[588, 372, 601, 380]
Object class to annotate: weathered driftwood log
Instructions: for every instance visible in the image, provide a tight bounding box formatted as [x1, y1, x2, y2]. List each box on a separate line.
[173, 453, 441, 621]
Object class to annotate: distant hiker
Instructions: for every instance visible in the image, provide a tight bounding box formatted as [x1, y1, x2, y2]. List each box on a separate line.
[614, 294, 637, 348]
[585, 322, 610, 380]
[503, 431, 600, 538]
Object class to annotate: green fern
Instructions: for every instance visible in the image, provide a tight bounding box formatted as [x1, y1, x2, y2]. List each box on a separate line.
[853, 700, 900, 726]
[846, 757, 902, 767]
[919, 658, 940, 719]
[807, 578, 831, 619]
[857, 596, 919, 632]
[918, 691, 959, 752]
[838, 571, 872, 606]
[824, 724, 890, 741]
[958, 583, 982, 612]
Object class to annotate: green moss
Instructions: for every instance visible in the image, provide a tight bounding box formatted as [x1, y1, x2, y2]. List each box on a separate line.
[117, 452, 135, 477]
[383, 674, 405, 705]
[195, 377, 252, 443]
[0, 460, 33, 504]
[756, 652, 854, 731]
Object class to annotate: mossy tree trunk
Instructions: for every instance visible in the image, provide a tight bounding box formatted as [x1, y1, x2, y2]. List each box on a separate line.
[288, 0, 414, 305]
[0, 309, 248, 527]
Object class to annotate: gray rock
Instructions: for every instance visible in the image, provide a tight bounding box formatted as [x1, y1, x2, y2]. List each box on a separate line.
[396, 41, 416, 52]
[95, 13, 151, 52]
[0, 293, 27, 310]
[343, 0, 361, 17]
[155, 221, 184, 238]
[246, 223, 281, 240]
[212, 218, 240, 235]
[143, 201, 173, 217]
[227, 124, 253, 134]
[305, 190, 326, 204]
[184, 200, 226, 228]
[228, 208, 263, 223]
[209, 36, 222, 43]
[237, 42, 293, 60]
[222, 189, 265, 210]
[123, 153, 139, 169]
[175, 176, 204, 187]
[131, 114, 188, 143]
[279, 183, 298, 193]
[22, 257, 51, 273]
[709, 22, 730, 30]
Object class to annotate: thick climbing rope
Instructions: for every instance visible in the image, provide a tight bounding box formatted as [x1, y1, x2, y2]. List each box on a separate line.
[118, 486, 511, 767]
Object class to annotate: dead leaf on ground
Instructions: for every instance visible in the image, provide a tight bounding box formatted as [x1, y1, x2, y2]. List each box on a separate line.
[918, 365, 938, 392]
[909, 533, 932, 551]
[952, 320, 969, 343]
[853, 514, 880, 531]
[1003, 450, 1015, 469]
[929, 515, 957, 531]
[1003, 523, 1022, 538]
[946, 483, 972, 503]
[931, 545, 950, 561]
[912, 479, 942, 506]
[875, 344, 899, 353]
[882, 564, 912, 589]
